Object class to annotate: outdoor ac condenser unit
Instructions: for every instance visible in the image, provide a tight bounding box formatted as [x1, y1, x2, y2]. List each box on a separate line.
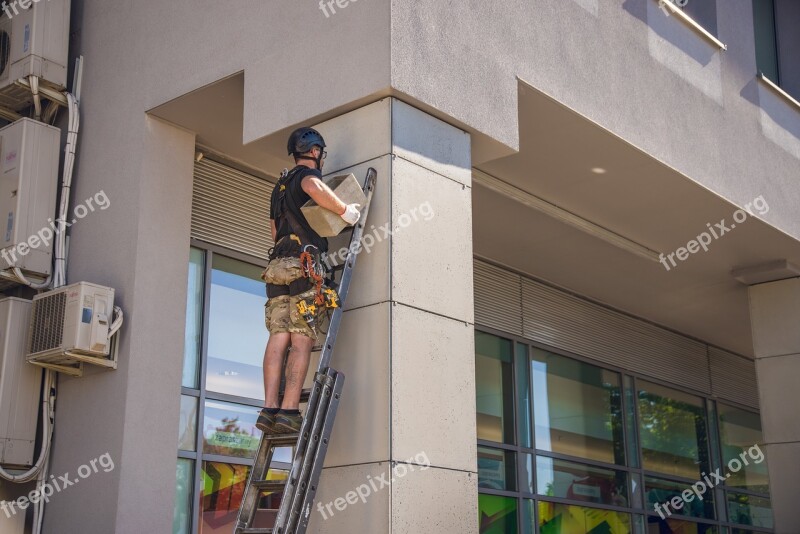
[27, 282, 116, 376]
[0, 0, 71, 110]
[0, 297, 40, 468]
[0, 118, 60, 283]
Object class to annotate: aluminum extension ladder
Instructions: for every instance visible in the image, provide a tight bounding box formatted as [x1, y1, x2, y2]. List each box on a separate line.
[234, 167, 377, 534]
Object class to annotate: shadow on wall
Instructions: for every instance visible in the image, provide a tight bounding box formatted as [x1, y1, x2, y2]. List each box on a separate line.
[621, 0, 717, 67]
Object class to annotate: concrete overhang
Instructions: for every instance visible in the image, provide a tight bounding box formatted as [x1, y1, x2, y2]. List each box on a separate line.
[474, 80, 800, 357]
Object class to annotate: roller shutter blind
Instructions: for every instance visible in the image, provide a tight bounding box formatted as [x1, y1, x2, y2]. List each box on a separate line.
[474, 258, 757, 408]
[191, 158, 275, 260]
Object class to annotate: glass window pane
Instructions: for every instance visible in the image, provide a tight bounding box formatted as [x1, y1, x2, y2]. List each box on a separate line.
[478, 494, 517, 534]
[531, 349, 624, 465]
[538, 502, 631, 533]
[753, 0, 779, 82]
[183, 247, 204, 389]
[727, 492, 773, 529]
[516, 343, 532, 448]
[624, 375, 640, 468]
[644, 475, 716, 520]
[521, 452, 534, 494]
[203, 400, 291, 462]
[645, 516, 720, 534]
[199, 461, 287, 533]
[206, 255, 269, 399]
[637, 381, 709, 479]
[178, 395, 198, 452]
[521, 499, 535, 534]
[477, 446, 516, 491]
[475, 332, 515, 444]
[718, 404, 769, 493]
[173, 459, 193, 534]
[536, 456, 629, 508]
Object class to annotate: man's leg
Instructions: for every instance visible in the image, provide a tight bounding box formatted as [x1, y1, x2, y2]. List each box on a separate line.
[281, 333, 315, 410]
[263, 332, 291, 408]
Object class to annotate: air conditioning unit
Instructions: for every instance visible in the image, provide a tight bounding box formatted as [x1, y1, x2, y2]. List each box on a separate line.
[27, 282, 116, 377]
[0, 118, 60, 286]
[0, 0, 70, 111]
[0, 297, 40, 468]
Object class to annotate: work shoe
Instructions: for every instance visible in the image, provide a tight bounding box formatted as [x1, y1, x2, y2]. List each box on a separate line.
[273, 410, 303, 434]
[255, 408, 279, 433]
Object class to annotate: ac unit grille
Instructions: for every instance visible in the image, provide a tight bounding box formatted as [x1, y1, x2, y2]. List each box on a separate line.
[28, 292, 66, 354]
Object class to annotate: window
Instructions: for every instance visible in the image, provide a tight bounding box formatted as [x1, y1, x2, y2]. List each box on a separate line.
[474, 329, 773, 533]
[531, 349, 624, 465]
[753, 0, 800, 99]
[476, 332, 515, 444]
[637, 381, 709, 480]
[753, 0, 779, 82]
[177, 246, 290, 534]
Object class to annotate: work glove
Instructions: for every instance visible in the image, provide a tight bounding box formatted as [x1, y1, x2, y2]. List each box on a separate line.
[340, 203, 361, 225]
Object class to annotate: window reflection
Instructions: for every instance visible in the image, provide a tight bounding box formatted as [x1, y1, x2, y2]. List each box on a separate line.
[203, 400, 291, 463]
[478, 494, 517, 534]
[718, 403, 769, 493]
[206, 255, 268, 400]
[477, 446, 516, 491]
[637, 381, 709, 479]
[644, 475, 715, 520]
[199, 462, 286, 534]
[178, 395, 198, 452]
[475, 332, 515, 444]
[183, 248, 205, 389]
[173, 459, 193, 534]
[538, 502, 631, 533]
[727, 492, 773, 529]
[537, 456, 629, 508]
[531, 349, 624, 465]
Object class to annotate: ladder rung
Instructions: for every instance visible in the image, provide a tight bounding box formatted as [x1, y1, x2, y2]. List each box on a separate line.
[241, 529, 274, 534]
[252, 480, 287, 493]
[263, 433, 299, 446]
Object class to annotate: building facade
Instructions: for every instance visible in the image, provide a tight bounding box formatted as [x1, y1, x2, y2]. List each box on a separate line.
[2, 0, 799, 533]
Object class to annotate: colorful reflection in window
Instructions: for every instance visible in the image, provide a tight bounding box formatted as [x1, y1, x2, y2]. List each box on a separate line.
[645, 515, 720, 533]
[199, 462, 287, 533]
[538, 502, 631, 534]
[479, 494, 517, 534]
[203, 400, 291, 463]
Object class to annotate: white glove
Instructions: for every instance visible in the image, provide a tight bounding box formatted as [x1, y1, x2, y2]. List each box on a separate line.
[340, 203, 361, 225]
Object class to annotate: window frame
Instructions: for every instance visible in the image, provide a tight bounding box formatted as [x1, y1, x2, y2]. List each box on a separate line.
[475, 323, 774, 533]
[177, 240, 290, 534]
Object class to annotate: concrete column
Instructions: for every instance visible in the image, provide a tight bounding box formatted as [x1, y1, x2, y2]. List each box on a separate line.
[42, 116, 195, 534]
[307, 98, 477, 533]
[748, 277, 800, 532]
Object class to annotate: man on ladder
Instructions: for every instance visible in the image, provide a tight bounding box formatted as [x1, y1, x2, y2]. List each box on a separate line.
[258, 127, 361, 435]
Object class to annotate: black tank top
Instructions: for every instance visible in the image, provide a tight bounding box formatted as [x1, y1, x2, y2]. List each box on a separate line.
[269, 166, 328, 252]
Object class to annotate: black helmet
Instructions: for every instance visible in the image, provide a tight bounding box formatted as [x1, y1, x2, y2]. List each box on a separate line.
[287, 127, 326, 156]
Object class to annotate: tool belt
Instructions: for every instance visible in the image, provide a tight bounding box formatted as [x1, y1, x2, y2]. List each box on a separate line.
[263, 237, 326, 299]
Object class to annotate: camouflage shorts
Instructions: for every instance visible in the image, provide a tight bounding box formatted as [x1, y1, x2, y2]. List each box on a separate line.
[265, 288, 319, 339]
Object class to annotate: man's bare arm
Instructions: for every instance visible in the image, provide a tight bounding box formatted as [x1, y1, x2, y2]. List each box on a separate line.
[301, 176, 347, 215]
[270, 219, 277, 242]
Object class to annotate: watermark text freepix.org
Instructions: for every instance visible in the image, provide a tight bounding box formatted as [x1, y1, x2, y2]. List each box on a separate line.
[323, 200, 435, 269]
[317, 452, 430, 520]
[0, 190, 110, 267]
[653, 444, 764, 520]
[318, 0, 361, 18]
[659, 195, 768, 271]
[2, 0, 50, 20]
[1, 452, 115, 518]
